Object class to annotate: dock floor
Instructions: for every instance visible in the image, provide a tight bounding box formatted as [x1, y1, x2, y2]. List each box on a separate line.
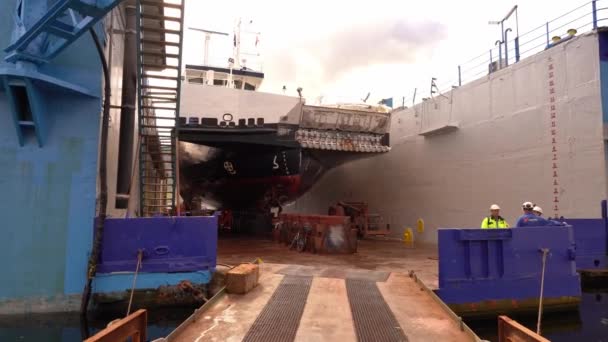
[217, 237, 440, 288]
[168, 238, 476, 342]
[168, 263, 473, 342]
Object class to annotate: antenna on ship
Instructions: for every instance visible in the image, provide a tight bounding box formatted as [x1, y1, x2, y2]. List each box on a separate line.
[188, 27, 229, 66]
[228, 57, 234, 88]
[223, 19, 241, 88]
[233, 18, 261, 70]
[234, 18, 242, 69]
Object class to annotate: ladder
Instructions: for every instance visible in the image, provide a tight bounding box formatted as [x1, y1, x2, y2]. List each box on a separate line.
[136, 0, 185, 216]
[4, 0, 123, 64]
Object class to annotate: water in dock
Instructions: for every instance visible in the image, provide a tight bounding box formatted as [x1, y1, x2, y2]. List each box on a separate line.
[0, 307, 193, 342]
[468, 289, 608, 341]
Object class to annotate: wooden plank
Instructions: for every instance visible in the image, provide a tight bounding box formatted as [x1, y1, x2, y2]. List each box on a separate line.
[84, 309, 147, 342]
[498, 315, 550, 342]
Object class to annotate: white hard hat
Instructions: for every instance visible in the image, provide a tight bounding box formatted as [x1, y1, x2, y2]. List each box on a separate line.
[490, 204, 500, 210]
[522, 201, 534, 210]
[533, 206, 543, 213]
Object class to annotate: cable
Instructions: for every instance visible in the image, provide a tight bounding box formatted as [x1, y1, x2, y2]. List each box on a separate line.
[536, 248, 549, 335]
[126, 250, 144, 316]
[80, 27, 112, 316]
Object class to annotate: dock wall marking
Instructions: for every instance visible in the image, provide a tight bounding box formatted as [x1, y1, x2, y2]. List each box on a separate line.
[548, 57, 561, 218]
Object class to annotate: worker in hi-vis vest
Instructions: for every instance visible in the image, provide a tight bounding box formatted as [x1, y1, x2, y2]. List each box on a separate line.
[481, 204, 510, 228]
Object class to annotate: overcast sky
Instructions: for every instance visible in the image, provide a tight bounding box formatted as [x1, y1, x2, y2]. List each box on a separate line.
[182, 0, 593, 104]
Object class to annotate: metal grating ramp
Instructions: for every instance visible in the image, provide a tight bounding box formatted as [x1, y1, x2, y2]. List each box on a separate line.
[346, 279, 409, 342]
[242, 276, 312, 342]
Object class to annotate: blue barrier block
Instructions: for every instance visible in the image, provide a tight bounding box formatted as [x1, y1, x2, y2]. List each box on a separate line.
[437, 227, 581, 309]
[97, 215, 218, 274]
[565, 218, 608, 270]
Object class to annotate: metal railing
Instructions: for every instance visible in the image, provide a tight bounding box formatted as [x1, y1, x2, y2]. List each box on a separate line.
[402, 0, 607, 106]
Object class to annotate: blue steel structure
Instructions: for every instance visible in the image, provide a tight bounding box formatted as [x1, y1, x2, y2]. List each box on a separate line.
[94, 215, 218, 294]
[4, 0, 122, 64]
[0, 0, 104, 312]
[437, 226, 582, 317]
[0, 0, 120, 148]
[0, 0, 217, 314]
[98, 216, 217, 274]
[563, 201, 608, 271]
[437, 202, 608, 318]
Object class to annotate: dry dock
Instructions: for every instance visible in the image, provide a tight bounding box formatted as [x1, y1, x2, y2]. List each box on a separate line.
[165, 239, 479, 342]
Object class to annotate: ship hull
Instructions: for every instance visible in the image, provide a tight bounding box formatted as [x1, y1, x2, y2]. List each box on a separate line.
[179, 140, 327, 211]
[178, 137, 388, 211]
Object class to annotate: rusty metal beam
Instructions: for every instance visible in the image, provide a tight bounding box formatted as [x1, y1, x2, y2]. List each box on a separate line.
[84, 309, 147, 342]
[498, 315, 550, 342]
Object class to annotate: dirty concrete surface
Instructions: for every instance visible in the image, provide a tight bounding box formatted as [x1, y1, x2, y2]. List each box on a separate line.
[170, 265, 284, 342]
[217, 237, 440, 289]
[167, 237, 467, 341]
[169, 261, 473, 342]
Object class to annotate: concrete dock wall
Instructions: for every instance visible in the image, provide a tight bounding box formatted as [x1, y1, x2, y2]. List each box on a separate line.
[293, 32, 607, 244]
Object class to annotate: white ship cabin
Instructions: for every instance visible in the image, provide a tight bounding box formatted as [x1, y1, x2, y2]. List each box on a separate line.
[184, 64, 264, 91]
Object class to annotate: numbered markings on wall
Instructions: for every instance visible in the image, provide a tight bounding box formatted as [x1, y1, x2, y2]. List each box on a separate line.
[547, 58, 560, 217]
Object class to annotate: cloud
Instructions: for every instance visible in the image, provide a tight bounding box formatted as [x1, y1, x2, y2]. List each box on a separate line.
[317, 19, 446, 80]
[261, 18, 447, 96]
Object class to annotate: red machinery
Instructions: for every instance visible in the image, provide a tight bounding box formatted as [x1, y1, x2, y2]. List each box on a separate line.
[328, 202, 390, 238]
[219, 210, 233, 231]
[274, 214, 358, 254]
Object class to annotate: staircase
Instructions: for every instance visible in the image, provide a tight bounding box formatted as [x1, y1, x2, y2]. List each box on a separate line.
[4, 0, 123, 64]
[136, 0, 185, 216]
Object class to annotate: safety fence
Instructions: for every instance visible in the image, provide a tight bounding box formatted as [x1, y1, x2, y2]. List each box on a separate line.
[402, 0, 608, 106]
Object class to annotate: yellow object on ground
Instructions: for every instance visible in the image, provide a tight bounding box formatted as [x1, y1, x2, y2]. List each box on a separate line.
[417, 219, 425, 233]
[403, 228, 414, 246]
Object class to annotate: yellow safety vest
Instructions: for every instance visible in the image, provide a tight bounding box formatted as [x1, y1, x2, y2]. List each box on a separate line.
[481, 216, 510, 229]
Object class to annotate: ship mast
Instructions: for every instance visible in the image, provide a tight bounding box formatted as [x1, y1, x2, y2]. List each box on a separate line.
[188, 27, 229, 66]
[234, 18, 242, 70]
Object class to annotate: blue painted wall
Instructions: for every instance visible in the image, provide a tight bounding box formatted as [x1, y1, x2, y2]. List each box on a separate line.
[0, 0, 101, 302]
[98, 217, 218, 274]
